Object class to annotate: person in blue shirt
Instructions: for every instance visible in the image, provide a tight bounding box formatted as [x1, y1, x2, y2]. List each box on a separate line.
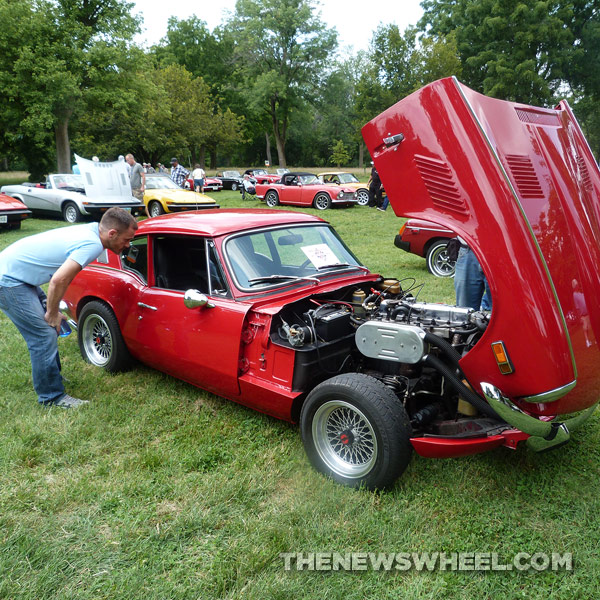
[0, 208, 138, 408]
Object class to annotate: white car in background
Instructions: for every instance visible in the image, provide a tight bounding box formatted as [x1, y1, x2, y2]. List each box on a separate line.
[1, 155, 144, 223]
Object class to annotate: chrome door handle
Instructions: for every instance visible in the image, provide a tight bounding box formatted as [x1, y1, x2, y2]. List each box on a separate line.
[137, 302, 157, 311]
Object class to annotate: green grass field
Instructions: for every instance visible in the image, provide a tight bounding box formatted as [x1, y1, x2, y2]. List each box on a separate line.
[0, 189, 598, 599]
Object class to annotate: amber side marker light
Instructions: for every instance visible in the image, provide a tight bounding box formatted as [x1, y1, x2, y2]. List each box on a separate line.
[491, 341, 514, 374]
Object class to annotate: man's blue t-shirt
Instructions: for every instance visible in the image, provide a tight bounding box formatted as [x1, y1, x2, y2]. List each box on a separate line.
[0, 223, 104, 287]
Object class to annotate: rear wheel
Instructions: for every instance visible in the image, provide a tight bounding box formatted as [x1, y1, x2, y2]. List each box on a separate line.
[426, 240, 456, 277]
[300, 373, 413, 489]
[313, 192, 332, 210]
[148, 201, 164, 217]
[356, 189, 369, 206]
[62, 201, 82, 223]
[265, 190, 279, 207]
[78, 301, 132, 373]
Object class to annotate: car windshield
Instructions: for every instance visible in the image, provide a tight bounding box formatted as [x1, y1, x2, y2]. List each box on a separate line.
[336, 173, 359, 184]
[223, 171, 241, 178]
[52, 174, 84, 189]
[276, 169, 289, 175]
[225, 224, 365, 289]
[145, 176, 182, 190]
[252, 169, 268, 175]
[298, 174, 320, 185]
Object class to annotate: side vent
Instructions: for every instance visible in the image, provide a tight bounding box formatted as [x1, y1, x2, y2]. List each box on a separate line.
[576, 156, 593, 192]
[504, 155, 544, 198]
[414, 155, 467, 215]
[515, 108, 560, 128]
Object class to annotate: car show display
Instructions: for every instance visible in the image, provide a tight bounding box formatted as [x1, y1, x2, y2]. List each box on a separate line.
[255, 171, 358, 210]
[215, 170, 244, 191]
[1, 155, 144, 222]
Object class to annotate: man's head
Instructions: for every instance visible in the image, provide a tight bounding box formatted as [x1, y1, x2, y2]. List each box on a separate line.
[170, 157, 178, 166]
[125, 153, 135, 166]
[99, 208, 138, 254]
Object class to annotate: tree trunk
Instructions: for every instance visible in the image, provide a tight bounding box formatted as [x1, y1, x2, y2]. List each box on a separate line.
[209, 145, 217, 170]
[358, 142, 364, 169]
[199, 144, 206, 169]
[271, 99, 286, 167]
[265, 132, 272, 166]
[55, 110, 73, 173]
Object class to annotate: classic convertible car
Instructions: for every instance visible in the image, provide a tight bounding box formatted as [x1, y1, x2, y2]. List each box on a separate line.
[317, 171, 370, 206]
[184, 176, 223, 192]
[0, 193, 31, 230]
[395, 218, 456, 277]
[255, 172, 358, 210]
[0, 156, 143, 222]
[244, 169, 280, 184]
[61, 78, 600, 490]
[144, 174, 219, 216]
[215, 170, 244, 191]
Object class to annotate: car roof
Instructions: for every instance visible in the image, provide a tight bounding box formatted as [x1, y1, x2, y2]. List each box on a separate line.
[136, 208, 327, 237]
[317, 171, 352, 175]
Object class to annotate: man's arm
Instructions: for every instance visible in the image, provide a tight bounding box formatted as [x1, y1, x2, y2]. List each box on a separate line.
[45, 258, 82, 330]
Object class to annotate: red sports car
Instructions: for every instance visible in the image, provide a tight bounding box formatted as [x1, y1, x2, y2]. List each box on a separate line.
[0, 192, 31, 230]
[255, 172, 358, 210]
[184, 177, 223, 192]
[61, 77, 600, 490]
[244, 169, 280, 184]
[395, 218, 456, 277]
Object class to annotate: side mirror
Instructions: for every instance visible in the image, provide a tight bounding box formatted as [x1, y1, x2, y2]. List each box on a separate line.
[184, 289, 214, 309]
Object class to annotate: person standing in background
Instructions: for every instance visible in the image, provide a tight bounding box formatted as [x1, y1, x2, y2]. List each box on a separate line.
[170, 157, 190, 188]
[191, 164, 206, 193]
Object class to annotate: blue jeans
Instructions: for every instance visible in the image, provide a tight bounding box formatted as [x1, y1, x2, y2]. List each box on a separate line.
[454, 247, 492, 311]
[0, 284, 65, 404]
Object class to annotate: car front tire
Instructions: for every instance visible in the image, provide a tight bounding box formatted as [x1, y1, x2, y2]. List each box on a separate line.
[265, 190, 279, 207]
[356, 189, 369, 206]
[149, 201, 164, 217]
[426, 240, 456, 277]
[231, 182, 238, 191]
[313, 193, 332, 210]
[62, 201, 82, 223]
[300, 373, 413, 490]
[78, 301, 132, 373]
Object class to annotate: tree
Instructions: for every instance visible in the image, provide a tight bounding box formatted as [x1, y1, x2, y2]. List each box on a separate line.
[329, 140, 351, 167]
[230, 0, 337, 166]
[0, 0, 140, 175]
[419, 0, 600, 105]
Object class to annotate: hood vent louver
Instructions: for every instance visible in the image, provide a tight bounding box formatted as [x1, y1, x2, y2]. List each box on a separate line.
[414, 155, 468, 215]
[504, 155, 544, 198]
[515, 108, 560, 127]
[576, 155, 593, 192]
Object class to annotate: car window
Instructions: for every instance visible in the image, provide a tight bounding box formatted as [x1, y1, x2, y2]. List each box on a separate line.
[225, 224, 363, 289]
[153, 235, 222, 295]
[121, 236, 148, 283]
[338, 173, 359, 184]
[145, 177, 180, 190]
[298, 175, 319, 185]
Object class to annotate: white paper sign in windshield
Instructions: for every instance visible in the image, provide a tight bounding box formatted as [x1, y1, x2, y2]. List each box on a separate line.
[301, 244, 341, 268]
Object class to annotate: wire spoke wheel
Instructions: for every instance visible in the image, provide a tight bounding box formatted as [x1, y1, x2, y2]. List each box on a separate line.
[81, 314, 113, 367]
[313, 400, 377, 478]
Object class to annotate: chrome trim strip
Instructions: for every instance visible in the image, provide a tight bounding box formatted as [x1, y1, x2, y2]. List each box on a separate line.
[452, 76, 577, 380]
[519, 379, 577, 404]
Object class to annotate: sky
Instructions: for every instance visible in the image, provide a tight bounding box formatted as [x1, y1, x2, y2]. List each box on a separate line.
[131, 0, 425, 54]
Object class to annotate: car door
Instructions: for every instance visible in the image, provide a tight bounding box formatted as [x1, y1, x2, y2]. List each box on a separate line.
[122, 234, 248, 398]
[20, 179, 60, 213]
[279, 175, 302, 205]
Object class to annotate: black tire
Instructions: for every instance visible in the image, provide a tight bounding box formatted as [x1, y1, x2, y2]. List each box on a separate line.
[300, 373, 413, 489]
[148, 200, 164, 217]
[426, 239, 456, 277]
[78, 301, 132, 373]
[356, 189, 369, 206]
[231, 182, 238, 191]
[62, 201, 82, 223]
[265, 190, 279, 207]
[313, 192, 332, 211]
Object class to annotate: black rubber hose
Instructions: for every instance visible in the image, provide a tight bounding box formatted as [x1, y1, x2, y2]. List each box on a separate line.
[422, 354, 504, 421]
[423, 332, 462, 366]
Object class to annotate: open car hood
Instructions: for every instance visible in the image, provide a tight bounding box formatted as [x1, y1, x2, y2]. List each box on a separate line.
[75, 155, 137, 203]
[362, 77, 600, 415]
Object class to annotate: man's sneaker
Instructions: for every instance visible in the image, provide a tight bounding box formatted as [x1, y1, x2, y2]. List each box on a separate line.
[53, 394, 90, 409]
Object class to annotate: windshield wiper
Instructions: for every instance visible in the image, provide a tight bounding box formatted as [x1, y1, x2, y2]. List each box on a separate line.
[315, 263, 369, 272]
[247, 274, 320, 286]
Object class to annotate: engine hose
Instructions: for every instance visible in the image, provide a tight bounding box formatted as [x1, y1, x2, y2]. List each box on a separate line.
[423, 332, 462, 366]
[422, 354, 504, 422]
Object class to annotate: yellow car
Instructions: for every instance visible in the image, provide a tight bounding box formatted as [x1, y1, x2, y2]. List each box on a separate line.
[144, 174, 218, 217]
[317, 172, 369, 206]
